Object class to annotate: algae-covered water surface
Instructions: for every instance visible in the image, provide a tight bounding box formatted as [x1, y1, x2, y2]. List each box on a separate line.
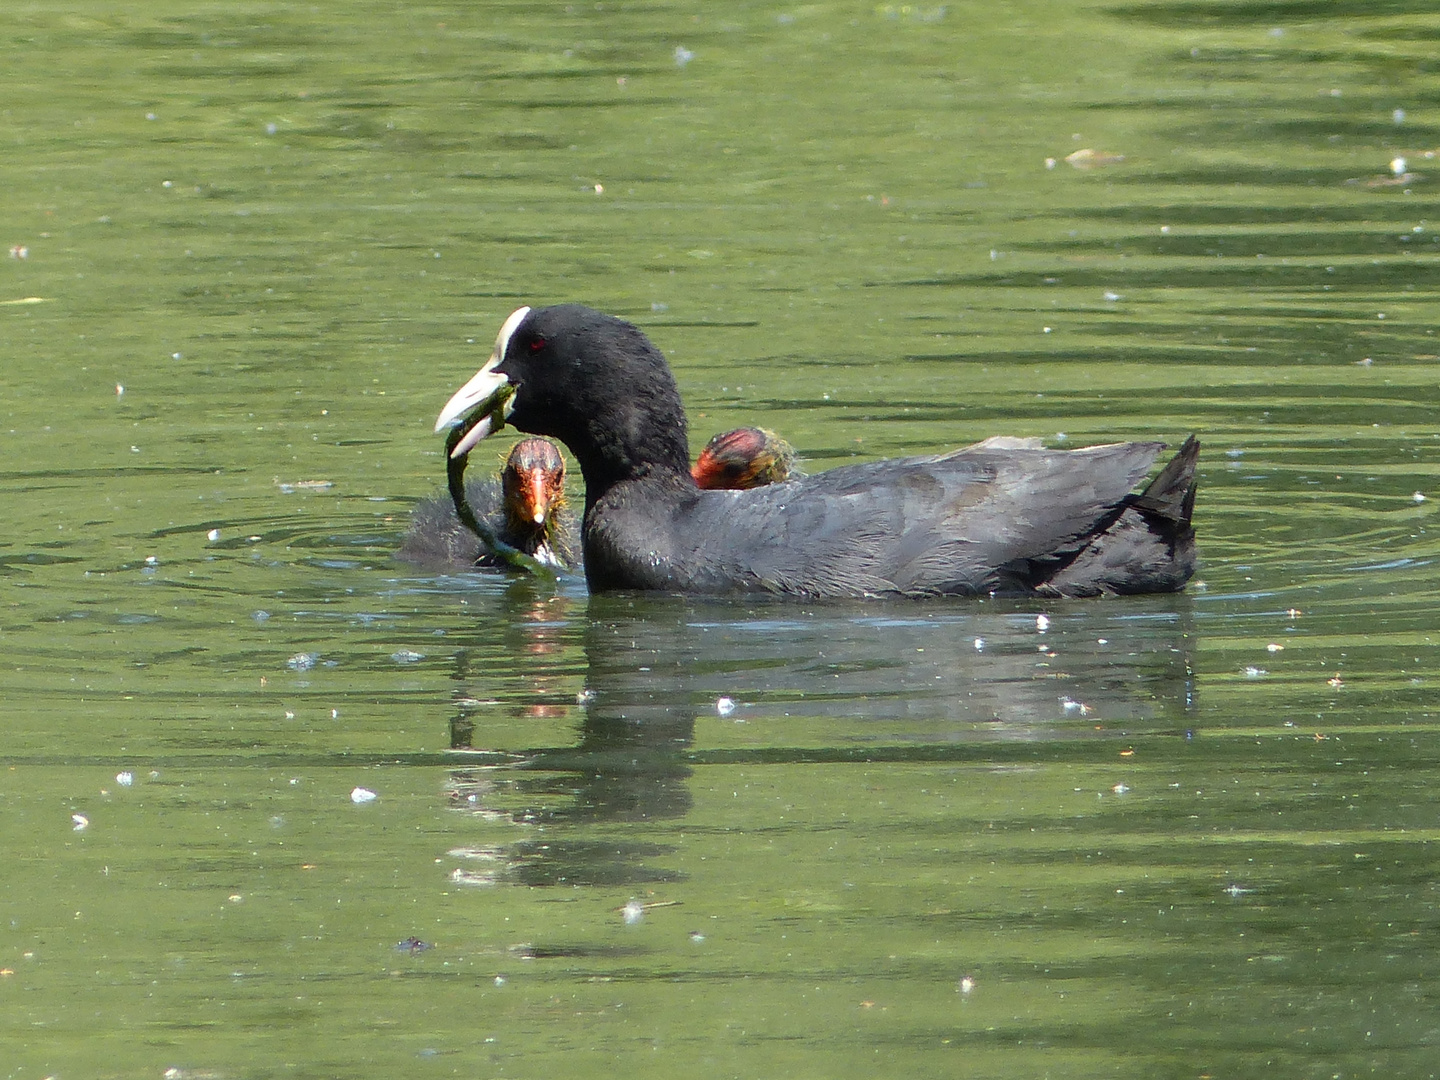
[3, 2, 1439, 1077]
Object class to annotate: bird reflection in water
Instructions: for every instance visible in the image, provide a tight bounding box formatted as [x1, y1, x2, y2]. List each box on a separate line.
[448, 591, 577, 750]
[434, 588, 1197, 891]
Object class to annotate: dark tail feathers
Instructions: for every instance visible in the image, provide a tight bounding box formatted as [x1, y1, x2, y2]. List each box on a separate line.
[1131, 435, 1199, 524]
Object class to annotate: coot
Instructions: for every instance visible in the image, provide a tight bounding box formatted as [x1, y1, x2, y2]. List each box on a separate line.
[692, 427, 797, 490]
[398, 436, 573, 570]
[435, 304, 1199, 598]
[402, 427, 797, 571]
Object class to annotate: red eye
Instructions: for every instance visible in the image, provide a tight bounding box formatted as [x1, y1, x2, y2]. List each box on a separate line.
[528, 336, 547, 353]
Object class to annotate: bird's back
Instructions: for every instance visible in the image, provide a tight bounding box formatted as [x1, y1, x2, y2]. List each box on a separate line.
[584, 440, 1174, 597]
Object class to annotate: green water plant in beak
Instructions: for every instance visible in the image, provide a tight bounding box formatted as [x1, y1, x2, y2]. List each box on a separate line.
[437, 383, 556, 580]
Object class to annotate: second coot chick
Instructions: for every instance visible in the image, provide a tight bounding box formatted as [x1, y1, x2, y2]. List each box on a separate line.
[435, 304, 1200, 599]
[692, 427, 797, 490]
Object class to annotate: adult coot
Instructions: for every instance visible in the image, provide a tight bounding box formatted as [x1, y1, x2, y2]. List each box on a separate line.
[435, 304, 1199, 598]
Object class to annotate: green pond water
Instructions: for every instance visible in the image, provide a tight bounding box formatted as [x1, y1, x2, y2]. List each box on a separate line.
[3, 1, 1439, 1077]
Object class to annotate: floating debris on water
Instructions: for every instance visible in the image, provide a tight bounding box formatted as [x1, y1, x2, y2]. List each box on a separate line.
[277, 479, 334, 494]
[450, 867, 498, 887]
[72, 813, 89, 831]
[116, 771, 134, 787]
[877, 4, 949, 22]
[287, 653, 318, 671]
[395, 937, 433, 955]
[1359, 160, 1422, 187]
[618, 899, 679, 924]
[350, 786, 378, 804]
[1035, 614, 1050, 632]
[716, 696, 736, 717]
[1065, 148, 1125, 169]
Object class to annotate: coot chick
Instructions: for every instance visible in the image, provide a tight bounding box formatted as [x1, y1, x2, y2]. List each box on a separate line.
[398, 436, 572, 570]
[692, 427, 797, 490]
[435, 304, 1199, 599]
[401, 428, 794, 572]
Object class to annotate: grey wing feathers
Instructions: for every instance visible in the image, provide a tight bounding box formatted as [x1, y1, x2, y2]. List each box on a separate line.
[674, 441, 1165, 597]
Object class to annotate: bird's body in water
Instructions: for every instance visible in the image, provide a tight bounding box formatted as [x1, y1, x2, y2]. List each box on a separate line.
[433, 304, 1200, 599]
